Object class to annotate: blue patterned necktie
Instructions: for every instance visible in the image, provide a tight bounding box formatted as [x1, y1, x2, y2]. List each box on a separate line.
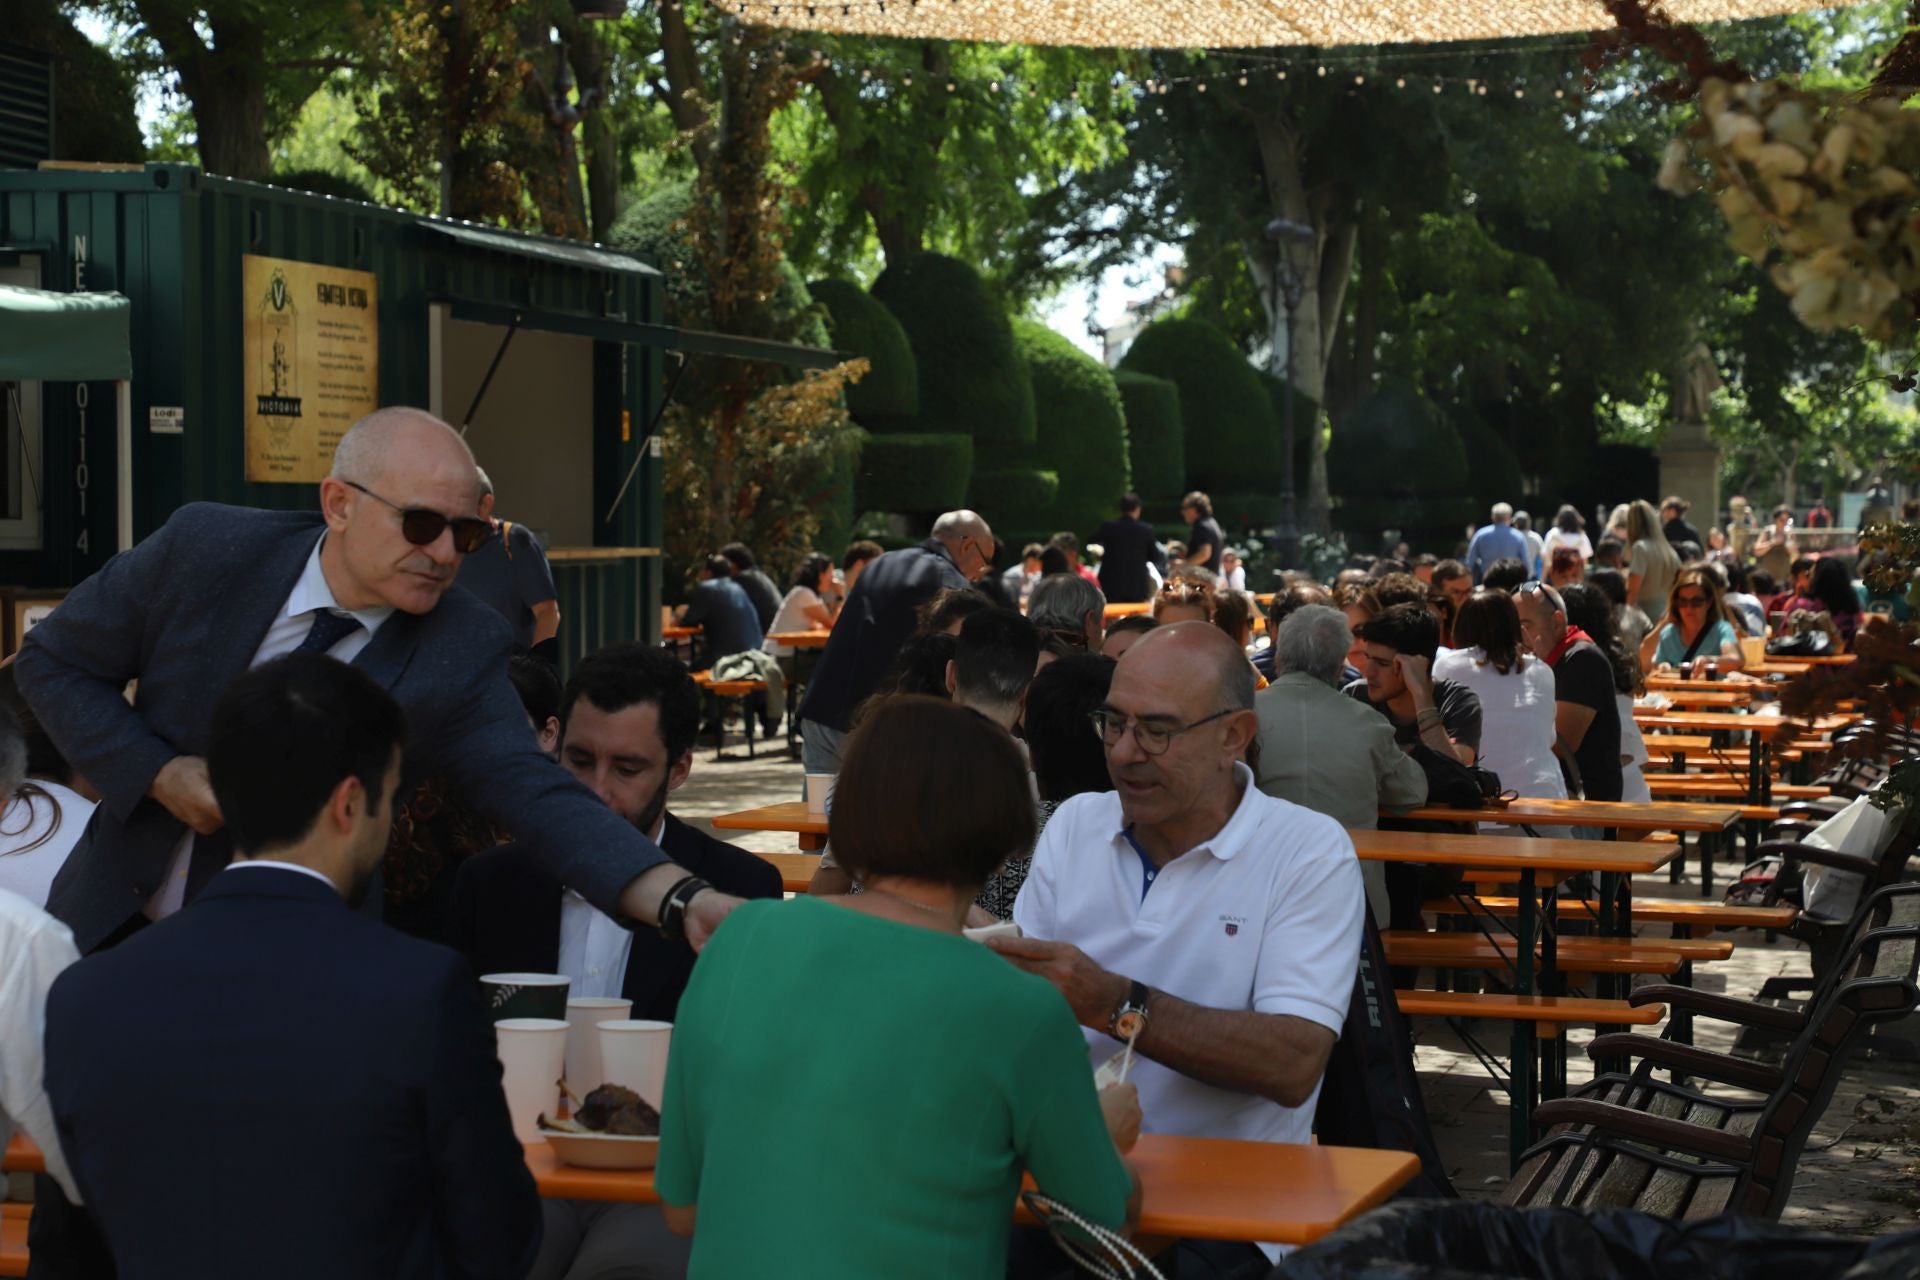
[293, 608, 362, 657]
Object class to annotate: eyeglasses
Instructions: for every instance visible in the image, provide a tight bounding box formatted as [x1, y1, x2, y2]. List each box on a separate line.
[1089, 707, 1236, 756]
[1675, 594, 1710, 607]
[344, 480, 494, 554]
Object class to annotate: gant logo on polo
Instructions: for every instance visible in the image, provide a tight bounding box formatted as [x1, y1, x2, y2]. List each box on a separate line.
[1221, 914, 1246, 937]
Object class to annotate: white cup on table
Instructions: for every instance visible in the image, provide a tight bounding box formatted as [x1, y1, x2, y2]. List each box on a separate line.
[564, 997, 634, 1097]
[495, 1017, 569, 1143]
[598, 1019, 674, 1111]
[804, 773, 835, 816]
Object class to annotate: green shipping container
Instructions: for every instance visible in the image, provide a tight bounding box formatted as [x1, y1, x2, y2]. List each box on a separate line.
[0, 163, 675, 668]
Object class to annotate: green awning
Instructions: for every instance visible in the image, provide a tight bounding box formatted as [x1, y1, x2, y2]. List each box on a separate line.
[0, 284, 132, 381]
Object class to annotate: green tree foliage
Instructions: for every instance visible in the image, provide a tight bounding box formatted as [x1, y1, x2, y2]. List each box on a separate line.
[609, 180, 829, 349]
[781, 41, 1134, 283]
[85, 0, 365, 180]
[1328, 382, 1475, 548]
[13, 2, 145, 164]
[1112, 371, 1185, 510]
[1116, 317, 1282, 493]
[808, 279, 919, 430]
[871, 252, 1036, 448]
[1010, 319, 1130, 538]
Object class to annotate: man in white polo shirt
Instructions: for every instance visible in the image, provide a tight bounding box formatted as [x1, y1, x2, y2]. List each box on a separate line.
[994, 622, 1363, 1276]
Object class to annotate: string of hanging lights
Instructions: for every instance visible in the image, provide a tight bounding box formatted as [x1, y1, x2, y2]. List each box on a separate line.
[706, 0, 1851, 51]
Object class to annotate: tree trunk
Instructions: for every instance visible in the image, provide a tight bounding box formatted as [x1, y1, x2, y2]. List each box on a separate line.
[1246, 113, 1356, 537]
[136, 1, 271, 180]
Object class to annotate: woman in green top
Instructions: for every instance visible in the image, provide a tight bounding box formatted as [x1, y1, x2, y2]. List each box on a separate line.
[657, 696, 1141, 1277]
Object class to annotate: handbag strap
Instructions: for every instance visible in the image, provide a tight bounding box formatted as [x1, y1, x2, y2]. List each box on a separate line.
[1680, 618, 1716, 665]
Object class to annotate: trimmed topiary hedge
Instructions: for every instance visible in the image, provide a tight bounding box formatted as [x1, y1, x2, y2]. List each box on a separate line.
[1117, 317, 1283, 493]
[808, 427, 866, 559]
[1452, 412, 1528, 516]
[855, 432, 974, 515]
[1259, 371, 1319, 495]
[966, 466, 1061, 537]
[1113, 371, 1185, 508]
[1010, 319, 1130, 539]
[1328, 381, 1475, 550]
[809, 279, 919, 432]
[871, 253, 1036, 448]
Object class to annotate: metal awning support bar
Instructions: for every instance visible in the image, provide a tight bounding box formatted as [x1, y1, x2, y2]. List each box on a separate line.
[433, 298, 845, 369]
[460, 310, 521, 436]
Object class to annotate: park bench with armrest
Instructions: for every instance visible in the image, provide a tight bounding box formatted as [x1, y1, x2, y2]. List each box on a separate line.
[1501, 884, 1920, 1221]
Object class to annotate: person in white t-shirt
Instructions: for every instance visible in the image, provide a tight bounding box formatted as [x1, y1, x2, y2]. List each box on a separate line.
[763, 554, 838, 660]
[0, 680, 99, 910]
[992, 622, 1363, 1274]
[1542, 505, 1594, 565]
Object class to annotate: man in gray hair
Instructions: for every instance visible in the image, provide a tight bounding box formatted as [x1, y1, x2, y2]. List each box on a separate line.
[1252, 605, 1426, 925]
[1028, 571, 1106, 654]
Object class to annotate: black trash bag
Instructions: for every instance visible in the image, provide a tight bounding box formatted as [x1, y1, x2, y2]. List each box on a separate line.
[1273, 1200, 1920, 1280]
[1311, 917, 1457, 1200]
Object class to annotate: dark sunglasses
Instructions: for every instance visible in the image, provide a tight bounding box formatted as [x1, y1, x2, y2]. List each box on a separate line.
[1675, 594, 1710, 607]
[344, 480, 494, 554]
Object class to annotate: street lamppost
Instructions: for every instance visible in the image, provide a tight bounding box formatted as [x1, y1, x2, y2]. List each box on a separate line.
[1265, 216, 1315, 572]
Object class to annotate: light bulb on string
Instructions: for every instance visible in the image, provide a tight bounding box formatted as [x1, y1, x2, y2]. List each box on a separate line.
[1353, 74, 1364, 86]
[1316, 65, 1326, 77]
[1237, 74, 1248, 86]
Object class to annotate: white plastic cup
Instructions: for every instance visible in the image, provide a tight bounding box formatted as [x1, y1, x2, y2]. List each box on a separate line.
[564, 997, 633, 1095]
[494, 1017, 569, 1143]
[598, 1019, 674, 1110]
[804, 773, 835, 816]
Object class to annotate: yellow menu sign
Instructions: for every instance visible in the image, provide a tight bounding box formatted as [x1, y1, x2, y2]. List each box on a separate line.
[242, 254, 379, 483]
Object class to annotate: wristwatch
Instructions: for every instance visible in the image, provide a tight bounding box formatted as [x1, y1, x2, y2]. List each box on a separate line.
[657, 875, 712, 942]
[1108, 979, 1152, 1042]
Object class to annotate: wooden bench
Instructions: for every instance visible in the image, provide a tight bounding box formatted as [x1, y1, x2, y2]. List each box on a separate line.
[1379, 933, 1720, 976]
[1, 1203, 26, 1279]
[1394, 990, 1666, 1040]
[1421, 897, 1798, 936]
[1643, 777, 1828, 800]
[690, 670, 769, 760]
[752, 850, 822, 894]
[1504, 883, 1920, 1220]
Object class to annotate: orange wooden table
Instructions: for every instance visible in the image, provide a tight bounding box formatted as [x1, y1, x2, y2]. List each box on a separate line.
[712, 800, 828, 851]
[662, 625, 700, 642]
[2, 1134, 41, 1173]
[765, 628, 831, 649]
[1639, 686, 1756, 707]
[1103, 601, 1153, 618]
[753, 849, 823, 893]
[1387, 798, 1739, 834]
[526, 1135, 1417, 1245]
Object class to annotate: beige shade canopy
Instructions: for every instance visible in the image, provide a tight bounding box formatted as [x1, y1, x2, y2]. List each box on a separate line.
[713, 0, 1867, 49]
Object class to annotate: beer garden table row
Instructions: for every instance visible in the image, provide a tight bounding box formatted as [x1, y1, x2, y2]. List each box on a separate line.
[2, 1107, 1418, 1257]
[710, 797, 1738, 1167]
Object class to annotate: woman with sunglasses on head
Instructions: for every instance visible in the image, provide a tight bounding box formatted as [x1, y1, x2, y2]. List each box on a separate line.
[1640, 567, 1744, 674]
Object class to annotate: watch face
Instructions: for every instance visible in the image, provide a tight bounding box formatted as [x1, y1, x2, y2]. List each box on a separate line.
[1114, 1009, 1146, 1041]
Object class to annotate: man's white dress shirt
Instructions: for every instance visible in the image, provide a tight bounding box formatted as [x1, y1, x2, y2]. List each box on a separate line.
[556, 815, 663, 998]
[145, 536, 394, 920]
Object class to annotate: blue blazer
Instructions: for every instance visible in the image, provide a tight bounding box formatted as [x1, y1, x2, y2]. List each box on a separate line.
[16, 502, 669, 953]
[43, 866, 542, 1279]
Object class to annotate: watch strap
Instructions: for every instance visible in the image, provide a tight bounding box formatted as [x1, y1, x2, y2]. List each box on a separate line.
[657, 875, 711, 942]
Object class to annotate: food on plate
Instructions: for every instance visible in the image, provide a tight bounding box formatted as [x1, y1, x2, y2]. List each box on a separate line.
[539, 1083, 661, 1137]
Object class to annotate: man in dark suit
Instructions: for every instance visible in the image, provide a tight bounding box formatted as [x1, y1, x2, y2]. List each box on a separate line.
[17, 407, 738, 958]
[449, 644, 779, 1280]
[793, 509, 994, 775]
[449, 643, 781, 1022]
[44, 653, 542, 1279]
[1094, 493, 1163, 605]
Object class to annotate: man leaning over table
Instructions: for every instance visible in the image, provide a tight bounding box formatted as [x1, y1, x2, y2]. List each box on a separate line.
[994, 622, 1365, 1277]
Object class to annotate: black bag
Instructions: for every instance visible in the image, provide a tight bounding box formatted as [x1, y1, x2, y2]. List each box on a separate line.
[1767, 629, 1834, 657]
[1312, 916, 1459, 1200]
[1410, 743, 1508, 810]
